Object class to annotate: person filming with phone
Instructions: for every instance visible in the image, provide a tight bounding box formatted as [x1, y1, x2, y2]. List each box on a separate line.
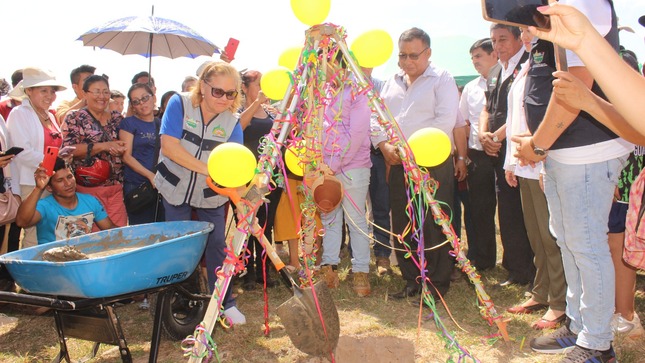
[6, 67, 66, 249]
[15, 158, 115, 244]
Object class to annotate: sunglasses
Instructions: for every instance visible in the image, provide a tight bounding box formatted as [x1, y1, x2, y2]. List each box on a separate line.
[203, 80, 238, 100]
[50, 132, 61, 139]
[130, 94, 152, 106]
[398, 47, 429, 61]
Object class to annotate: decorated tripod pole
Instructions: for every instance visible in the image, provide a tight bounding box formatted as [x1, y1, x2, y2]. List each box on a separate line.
[336, 38, 509, 342]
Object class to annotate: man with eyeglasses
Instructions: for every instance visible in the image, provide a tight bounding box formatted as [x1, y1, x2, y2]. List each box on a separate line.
[371, 27, 461, 300]
[478, 24, 534, 289]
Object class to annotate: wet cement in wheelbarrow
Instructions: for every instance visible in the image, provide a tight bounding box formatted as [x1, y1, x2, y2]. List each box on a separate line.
[41, 233, 172, 262]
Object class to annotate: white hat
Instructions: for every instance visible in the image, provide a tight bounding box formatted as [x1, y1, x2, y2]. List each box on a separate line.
[21, 67, 67, 91]
[8, 80, 26, 101]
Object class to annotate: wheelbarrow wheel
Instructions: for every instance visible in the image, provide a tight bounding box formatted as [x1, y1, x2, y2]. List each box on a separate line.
[154, 267, 208, 340]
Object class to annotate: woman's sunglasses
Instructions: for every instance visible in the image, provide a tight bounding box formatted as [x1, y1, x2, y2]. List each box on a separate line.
[203, 80, 238, 100]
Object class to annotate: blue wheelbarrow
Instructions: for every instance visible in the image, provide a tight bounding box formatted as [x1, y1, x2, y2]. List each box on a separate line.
[0, 221, 213, 362]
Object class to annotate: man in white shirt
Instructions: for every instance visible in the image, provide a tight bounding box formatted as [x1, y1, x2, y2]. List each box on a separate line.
[372, 27, 460, 300]
[459, 38, 499, 271]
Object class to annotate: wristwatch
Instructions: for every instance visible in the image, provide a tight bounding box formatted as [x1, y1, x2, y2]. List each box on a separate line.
[492, 134, 499, 143]
[530, 139, 547, 156]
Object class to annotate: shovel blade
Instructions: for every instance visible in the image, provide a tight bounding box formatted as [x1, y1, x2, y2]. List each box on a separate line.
[276, 281, 340, 356]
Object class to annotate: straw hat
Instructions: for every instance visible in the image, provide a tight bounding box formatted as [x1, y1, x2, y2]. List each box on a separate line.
[21, 67, 66, 91]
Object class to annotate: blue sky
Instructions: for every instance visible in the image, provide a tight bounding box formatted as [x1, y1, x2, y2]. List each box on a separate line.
[2, 0, 644, 105]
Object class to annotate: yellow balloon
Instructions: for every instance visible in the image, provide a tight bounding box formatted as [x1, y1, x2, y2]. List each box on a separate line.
[208, 143, 257, 188]
[278, 46, 303, 71]
[260, 67, 292, 100]
[285, 144, 305, 177]
[407, 127, 452, 167]
[290, 0, 331, 26]
[350, 29, 394, 68]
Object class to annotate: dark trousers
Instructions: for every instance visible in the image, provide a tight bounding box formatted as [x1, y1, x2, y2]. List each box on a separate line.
[466, 149, 497, 269]
[369, 152, 391, 258]
[492, 142, 535, 283]
[389, 159, 454, 296]
[245, 186, 282, 281]
[453, 178, 474, 243]
[163, 199, 236, 309]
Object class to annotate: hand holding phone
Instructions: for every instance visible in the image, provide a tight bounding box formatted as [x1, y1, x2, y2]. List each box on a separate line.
[224, 37, 240, 61]
[42, 146, 59, 176]
[1, 147, 24, 156]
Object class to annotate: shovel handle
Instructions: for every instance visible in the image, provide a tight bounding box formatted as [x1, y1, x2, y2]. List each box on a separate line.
[206, 177, 241, 205]
[254, 228, 299, 289]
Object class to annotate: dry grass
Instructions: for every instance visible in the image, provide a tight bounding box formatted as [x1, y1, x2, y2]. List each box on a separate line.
[1, 256, 644, 362]
[2, 225, 645, 363]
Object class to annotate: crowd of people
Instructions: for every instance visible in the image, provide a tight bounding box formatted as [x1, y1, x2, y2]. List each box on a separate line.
[0, 2, 644, 362]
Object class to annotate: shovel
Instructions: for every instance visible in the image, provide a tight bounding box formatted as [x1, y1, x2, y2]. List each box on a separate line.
[256, 232, 340, 357]
[207, 179, 340, 357]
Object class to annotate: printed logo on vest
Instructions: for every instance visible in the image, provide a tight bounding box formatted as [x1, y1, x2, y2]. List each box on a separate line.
[532, 51, 544, 64]
[185, 118, 198, 128]
[212, 125, 227, 138]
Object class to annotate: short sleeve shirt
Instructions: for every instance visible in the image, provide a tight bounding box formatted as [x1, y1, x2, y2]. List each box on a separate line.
[36, 193, 109, 244]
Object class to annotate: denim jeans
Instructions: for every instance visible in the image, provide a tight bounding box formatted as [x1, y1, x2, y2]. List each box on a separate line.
[544, 156, 623, 351]
[321, 168, 371, 273]
[162, 199, 236, 309]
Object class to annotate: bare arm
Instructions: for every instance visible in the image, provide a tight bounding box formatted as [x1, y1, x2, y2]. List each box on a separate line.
[239, 91, 268, 130]
[530, 66, 592, 149]
[530, 3, 645, 136]
[160, 134, 209, 176]
[118, 129, 156, 185]
[95, 217, 116, 231]
[512, 66, 592, 164]
[15, 166, 48, 227]
[552, 70, 645, 145]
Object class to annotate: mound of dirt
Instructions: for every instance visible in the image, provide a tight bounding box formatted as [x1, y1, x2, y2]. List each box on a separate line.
[42, 245, 89, 262]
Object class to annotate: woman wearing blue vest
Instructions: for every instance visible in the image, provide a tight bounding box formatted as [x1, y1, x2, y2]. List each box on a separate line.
[154, 62, 246, 325]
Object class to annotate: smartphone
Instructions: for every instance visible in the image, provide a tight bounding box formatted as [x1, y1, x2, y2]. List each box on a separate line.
[42, 146, 59, 176]
[224, 37, 240, 61]
[58, 146, 76, 158]
[2, 147, 24, 156]
[481, 0, 551, 31]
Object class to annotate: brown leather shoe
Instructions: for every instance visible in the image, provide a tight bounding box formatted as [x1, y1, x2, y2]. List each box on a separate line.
[320, 265, 339, 289]
[376, 257, 392, 276]
[353, 272, 371, 297]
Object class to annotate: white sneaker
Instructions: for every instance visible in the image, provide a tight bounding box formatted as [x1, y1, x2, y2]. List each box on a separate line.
[223, 306, 246, 325]
[611, 312, 644, 340]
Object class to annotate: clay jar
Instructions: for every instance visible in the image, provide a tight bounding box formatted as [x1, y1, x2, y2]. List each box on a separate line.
[311, 174, 344, 213]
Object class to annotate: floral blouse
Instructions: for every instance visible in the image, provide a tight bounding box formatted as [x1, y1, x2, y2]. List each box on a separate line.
[62, 108, 124, 185]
